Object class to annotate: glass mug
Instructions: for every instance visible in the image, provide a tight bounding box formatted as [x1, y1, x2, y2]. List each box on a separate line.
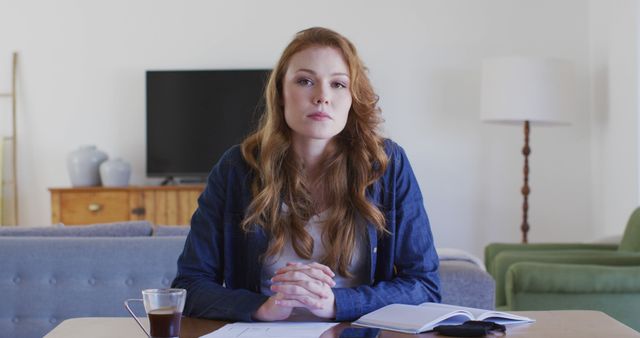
[125, 288, 186, 338]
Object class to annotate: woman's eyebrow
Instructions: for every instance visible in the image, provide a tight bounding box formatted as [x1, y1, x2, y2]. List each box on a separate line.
[294, 68, 316, 75]
[295, 68, 349, 77]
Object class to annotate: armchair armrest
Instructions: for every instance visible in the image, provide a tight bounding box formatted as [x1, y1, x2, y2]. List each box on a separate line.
[492, 250, 640, 307]
[505, 262, 640, 330]
[485, 243, 618, 275]
[506, 262, 640, 297]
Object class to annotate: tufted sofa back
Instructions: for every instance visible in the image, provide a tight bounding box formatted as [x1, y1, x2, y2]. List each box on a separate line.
[0, 236, 186, 338]
[0, 221, 154, 237]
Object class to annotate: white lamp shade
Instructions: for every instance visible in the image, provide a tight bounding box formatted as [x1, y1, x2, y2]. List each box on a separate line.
[481, 57, 575, 125]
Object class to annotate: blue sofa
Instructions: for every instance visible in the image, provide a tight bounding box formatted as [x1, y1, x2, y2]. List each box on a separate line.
[0, 223, 494, 338]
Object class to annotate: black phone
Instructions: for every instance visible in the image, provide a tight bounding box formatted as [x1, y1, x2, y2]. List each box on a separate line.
[339, 327, 381, 338]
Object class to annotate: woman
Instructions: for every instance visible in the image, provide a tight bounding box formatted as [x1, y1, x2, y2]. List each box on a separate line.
[172, 27, 440, 322]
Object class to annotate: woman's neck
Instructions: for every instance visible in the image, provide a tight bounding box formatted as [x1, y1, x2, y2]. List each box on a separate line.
[291, 136, 334, 212]
[291, 136, 332, 182]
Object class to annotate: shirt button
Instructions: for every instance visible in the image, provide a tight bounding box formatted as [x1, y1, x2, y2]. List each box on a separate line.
[373, 247, 377, 253]
[88, 278, 96, 286]
[13, 276, 21, 284]
[125, 278, 134, 286]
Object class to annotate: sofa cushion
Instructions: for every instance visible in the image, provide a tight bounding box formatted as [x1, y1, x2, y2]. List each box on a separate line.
[0, 221, 153, 237]
[153, 225, 190, 236]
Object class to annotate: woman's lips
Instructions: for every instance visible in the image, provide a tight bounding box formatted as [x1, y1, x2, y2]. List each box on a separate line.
[307, 112, 332, 121]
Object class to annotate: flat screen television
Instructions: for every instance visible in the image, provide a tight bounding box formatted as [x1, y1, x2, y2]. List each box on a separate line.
[146, 69, 270, 181]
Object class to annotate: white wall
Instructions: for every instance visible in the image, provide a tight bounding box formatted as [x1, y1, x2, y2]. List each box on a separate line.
[1, 0, 635, 257]
[589, 0, 640, 238]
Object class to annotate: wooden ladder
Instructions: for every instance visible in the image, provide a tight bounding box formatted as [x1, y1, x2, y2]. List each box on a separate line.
[0, 52, 18, 225]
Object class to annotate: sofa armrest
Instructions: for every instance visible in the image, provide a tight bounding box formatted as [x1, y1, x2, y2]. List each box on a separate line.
[439, 260, 495, 310]
[485, 243, 618, 275]
[492, 250, 640, 307]
[506, 262, 640, 298]
[504, 262, 640, 330]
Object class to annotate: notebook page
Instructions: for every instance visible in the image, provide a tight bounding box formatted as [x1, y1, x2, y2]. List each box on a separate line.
[420, 303, 534, 324]
[355, 304, 472, 333]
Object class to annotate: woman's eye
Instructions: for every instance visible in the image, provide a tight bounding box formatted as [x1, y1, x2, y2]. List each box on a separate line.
[297, 78, 313, 86]
[332, 82, 347, 89]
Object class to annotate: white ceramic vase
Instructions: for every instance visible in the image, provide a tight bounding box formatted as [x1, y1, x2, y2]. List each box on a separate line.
[99, 158, 131, 187]
[67, 145, 108, 187]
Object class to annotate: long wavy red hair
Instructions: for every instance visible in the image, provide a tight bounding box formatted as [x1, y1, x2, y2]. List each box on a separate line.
[240, 27, 388, 276]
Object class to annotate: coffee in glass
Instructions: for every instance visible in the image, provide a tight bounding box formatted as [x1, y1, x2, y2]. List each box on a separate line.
[125, 288, 186, 338]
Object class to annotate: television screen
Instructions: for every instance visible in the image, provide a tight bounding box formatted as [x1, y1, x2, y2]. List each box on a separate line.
[146, 69, 270, 179]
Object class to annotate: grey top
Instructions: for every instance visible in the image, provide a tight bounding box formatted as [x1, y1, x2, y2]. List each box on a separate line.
[260, 209, 368, 297]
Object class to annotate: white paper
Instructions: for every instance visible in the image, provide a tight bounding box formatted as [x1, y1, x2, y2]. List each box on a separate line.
[200, 322, 339, 338]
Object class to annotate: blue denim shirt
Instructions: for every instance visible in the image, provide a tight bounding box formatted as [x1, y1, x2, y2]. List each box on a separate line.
[172, 139, 441, 322]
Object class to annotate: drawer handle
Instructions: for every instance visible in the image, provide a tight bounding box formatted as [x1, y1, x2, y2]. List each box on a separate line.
[131, 207, 146, 216]
[88, 203, 102, 212]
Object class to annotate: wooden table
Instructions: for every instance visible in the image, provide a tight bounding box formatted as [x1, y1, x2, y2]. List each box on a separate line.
[44, 310, 639, 338]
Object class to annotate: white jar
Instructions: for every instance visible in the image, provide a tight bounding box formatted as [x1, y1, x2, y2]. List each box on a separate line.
[99, 158, 131, 187]
[67, 145, 108, 187]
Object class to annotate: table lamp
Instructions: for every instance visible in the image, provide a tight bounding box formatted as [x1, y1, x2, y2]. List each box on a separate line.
[481, 56, 574, 243]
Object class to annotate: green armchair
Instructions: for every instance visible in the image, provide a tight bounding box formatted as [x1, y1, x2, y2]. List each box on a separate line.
[485, 207, 640, 331]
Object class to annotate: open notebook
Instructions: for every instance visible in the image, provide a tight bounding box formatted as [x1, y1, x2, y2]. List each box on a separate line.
[353, 303, 534, 334]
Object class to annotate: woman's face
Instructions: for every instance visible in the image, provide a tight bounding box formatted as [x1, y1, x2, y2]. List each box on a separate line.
[282, 46, 352, 144]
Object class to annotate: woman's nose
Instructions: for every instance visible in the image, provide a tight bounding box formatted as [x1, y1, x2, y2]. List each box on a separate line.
[314, 96, 329, 104]
[313, 86, 329, 104]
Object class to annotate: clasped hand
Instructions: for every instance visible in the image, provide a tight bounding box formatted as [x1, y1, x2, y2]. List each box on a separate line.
[253, 262, 337, 321]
